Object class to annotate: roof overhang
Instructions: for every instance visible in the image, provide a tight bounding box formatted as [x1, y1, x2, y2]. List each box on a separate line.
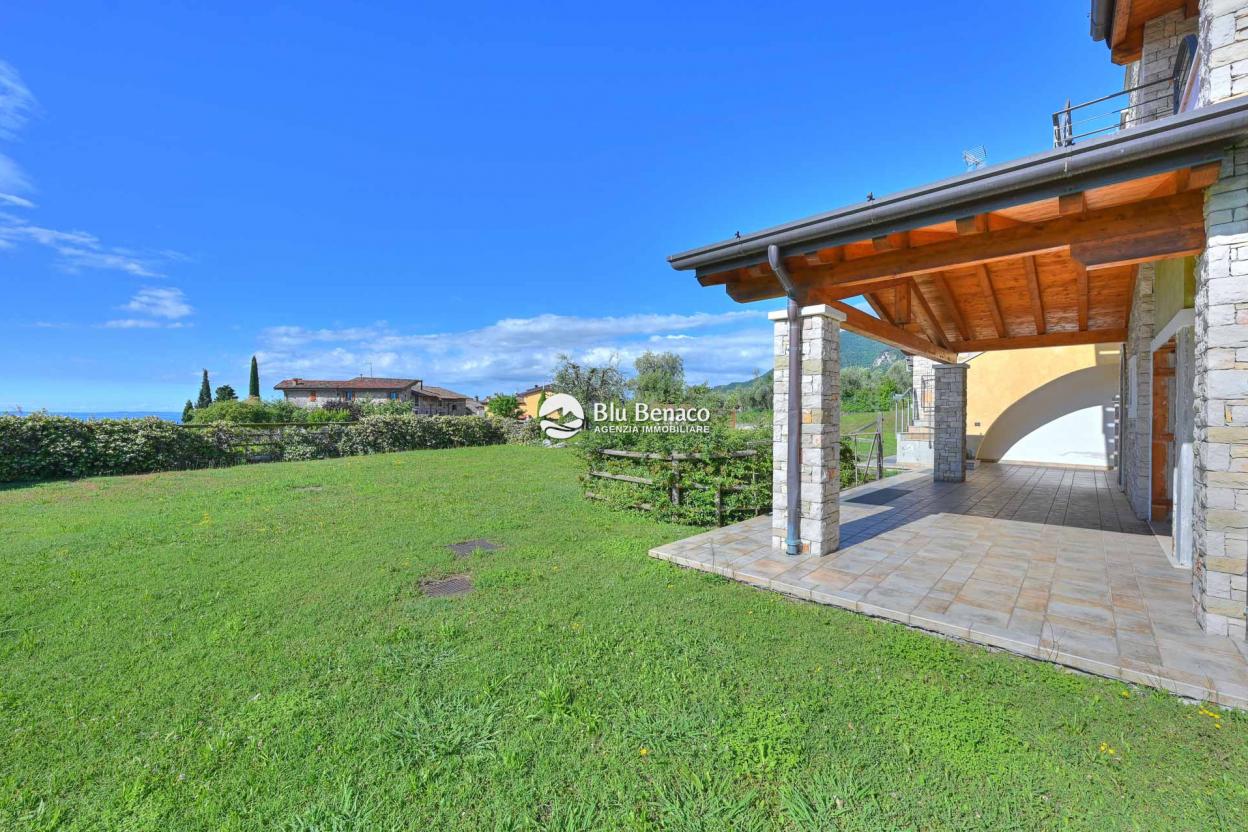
[669, 100, 1248, 360]
[1089, 0, 1196, 65]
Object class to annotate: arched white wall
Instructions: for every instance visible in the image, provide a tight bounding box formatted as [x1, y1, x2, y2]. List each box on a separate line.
[976, 363, 1119, 467]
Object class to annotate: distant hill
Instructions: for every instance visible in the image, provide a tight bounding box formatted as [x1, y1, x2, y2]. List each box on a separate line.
[713, 332, 902, 391]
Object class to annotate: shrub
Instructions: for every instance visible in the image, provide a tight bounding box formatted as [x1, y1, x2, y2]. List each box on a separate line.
[0, 414, 508, 483]
[0, 414, 229, 482]
[486, 394, 520, 419]
[338, 415, 506, 456]
[279, 424, 349, 461]
[185, 398, 309, 425]
[574, 416, 771, 526]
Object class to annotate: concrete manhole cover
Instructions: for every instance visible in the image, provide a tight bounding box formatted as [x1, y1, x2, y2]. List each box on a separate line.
[422, 574, 474, 598]
[448, 539, 502, 559]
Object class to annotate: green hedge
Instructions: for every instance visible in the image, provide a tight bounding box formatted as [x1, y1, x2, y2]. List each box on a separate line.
[0, 414, 508, 483]
[0, 415, 230, 481]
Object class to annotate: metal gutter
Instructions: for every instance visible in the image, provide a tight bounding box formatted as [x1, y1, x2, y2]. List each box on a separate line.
[768, 244, 803, 557]
[667, 96, 1248, 276]
[1090, 0, 1115, 44]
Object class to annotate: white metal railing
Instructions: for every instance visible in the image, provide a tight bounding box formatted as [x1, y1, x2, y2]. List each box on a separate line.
[892, 374, 935, 446]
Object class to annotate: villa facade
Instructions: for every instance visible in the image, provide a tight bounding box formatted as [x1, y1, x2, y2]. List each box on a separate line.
[655, 1, 1248, 705]
[274, 376, 475, 416]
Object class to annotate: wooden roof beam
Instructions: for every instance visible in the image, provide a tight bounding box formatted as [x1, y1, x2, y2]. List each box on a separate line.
[931, 273, 971, 341]
[721, 190, 1205, 303]
[728, 190, 1204, 301]
[862, 292, 894, 324]
[1058, 191, 1087, 216]
[1075, 263, 1089, 331]
[811, 297, 958, 363]
[909, 279, 951, 349]
[1023, 256, 1046, 335]
[956, 214, 990, 235]
[976, 264, 1007, 338]
[950, 328, 1126, 353]
[872, 231, 909, 252]
[894, 281, 911, 324]
[809, 275, 912, 302]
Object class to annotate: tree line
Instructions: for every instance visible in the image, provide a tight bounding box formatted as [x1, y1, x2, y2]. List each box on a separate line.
[183, 355, 262, 422]
[486, 350, 911, 418]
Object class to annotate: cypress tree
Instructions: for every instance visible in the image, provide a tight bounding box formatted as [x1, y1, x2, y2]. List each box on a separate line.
[197, 369, 212, 409]
[182, 400, 194, 423]
[248, 355, 261, 399]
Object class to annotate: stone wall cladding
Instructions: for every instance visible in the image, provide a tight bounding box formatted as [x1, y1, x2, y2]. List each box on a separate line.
[1123, 264, 1156, 519]
[1128, 10, 1198, 124]
[1203, 0, 1248, 102]
[1192, 0, 1248, 639]
[771, 305, 843, 556]
[933, 364, 968, 483]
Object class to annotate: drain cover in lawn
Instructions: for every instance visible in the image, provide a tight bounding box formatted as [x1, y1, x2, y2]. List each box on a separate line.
[448, 539, 503, 558]
[422, 574, 474, 598]
[846, 487, 913, 506]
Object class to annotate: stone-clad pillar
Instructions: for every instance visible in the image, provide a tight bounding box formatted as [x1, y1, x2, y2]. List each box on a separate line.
[769, 304, 844, 556]
[933, 363, 968, 483]
[1190, 0, 1248, 640]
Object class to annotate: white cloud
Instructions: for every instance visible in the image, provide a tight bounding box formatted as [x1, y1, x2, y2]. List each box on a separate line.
[0, 212, 175, 276]
[0, 61, 36, 139]
[0, 60, 183, 277]
[102, 318, 163, 329]
[101, 318, 191, 330]
[255, 310, 777, 395]
[122, 287, 193, 319]
[0, 191, 34, 208]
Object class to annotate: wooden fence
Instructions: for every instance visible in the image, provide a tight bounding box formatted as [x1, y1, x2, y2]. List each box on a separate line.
[584, 447, 769, 525]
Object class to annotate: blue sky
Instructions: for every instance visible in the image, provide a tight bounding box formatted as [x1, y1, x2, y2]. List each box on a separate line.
[1, 1, 1123, 411]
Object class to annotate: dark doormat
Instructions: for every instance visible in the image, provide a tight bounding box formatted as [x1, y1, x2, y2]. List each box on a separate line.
[421, 574, 474, 598]
[846, 487, 913, 506]
[448, 539, 503, 558]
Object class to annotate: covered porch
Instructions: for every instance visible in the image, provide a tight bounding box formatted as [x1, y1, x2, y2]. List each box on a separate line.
[664, 98, 1248, 682]
[651, 465, 1248, 707]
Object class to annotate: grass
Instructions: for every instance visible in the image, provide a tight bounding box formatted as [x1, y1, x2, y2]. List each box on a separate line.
[1, 445, 1245, 830]
[736, 410, 900, 459]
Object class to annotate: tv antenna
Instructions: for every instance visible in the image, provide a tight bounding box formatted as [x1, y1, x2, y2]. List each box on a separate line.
[962, 145, 988, 171]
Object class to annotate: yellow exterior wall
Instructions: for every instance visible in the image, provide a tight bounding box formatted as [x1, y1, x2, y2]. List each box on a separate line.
[519, 389, 548, 419]
[965, 343, 1121, 462]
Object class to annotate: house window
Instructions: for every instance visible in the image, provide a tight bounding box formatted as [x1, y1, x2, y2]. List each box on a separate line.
[309, 391, 317, 402]
[389, 392, 398, 400]
[345, 391, 354, 401]
[1174, 35, 1200, 114]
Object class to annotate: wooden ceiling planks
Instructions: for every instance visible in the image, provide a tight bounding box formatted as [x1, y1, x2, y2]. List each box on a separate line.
[702, 166, 1209, 355]
[1108, 0, 1193, 64]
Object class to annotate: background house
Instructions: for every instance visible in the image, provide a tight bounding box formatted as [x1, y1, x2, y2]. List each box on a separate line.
[516, 384, 552, 419]
[274, 376, 475, 415]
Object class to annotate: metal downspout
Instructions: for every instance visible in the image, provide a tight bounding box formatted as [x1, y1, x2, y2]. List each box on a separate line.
[768, 244, 802, 556]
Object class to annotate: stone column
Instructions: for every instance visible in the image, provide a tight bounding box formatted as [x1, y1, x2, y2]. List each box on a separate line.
[1189, 0, 1248, 639]
[770, 304, 844, 556]
[1124, 264, 1156, 520]
[933, 363, 968, 483]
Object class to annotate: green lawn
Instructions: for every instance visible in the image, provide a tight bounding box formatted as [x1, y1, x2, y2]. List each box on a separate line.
[1, 446, 1245, 830]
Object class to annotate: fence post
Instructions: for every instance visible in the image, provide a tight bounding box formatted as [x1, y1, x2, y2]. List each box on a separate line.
[670, 453, 681, 507]
[876, 412, 884, 480]
[715, 484, 723, 526]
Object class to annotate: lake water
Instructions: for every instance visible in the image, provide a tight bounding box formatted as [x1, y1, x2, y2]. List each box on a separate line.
[3, 411, 185, 423]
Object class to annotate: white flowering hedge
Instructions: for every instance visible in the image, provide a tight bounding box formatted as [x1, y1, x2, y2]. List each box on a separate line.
[0, 414, 508, 483]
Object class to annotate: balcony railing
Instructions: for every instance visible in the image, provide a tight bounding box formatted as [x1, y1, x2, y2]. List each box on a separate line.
[1052, 74, 1179, 148]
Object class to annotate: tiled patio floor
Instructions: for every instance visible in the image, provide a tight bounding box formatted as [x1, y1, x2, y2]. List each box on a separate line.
[650, 464, 1248, 709]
